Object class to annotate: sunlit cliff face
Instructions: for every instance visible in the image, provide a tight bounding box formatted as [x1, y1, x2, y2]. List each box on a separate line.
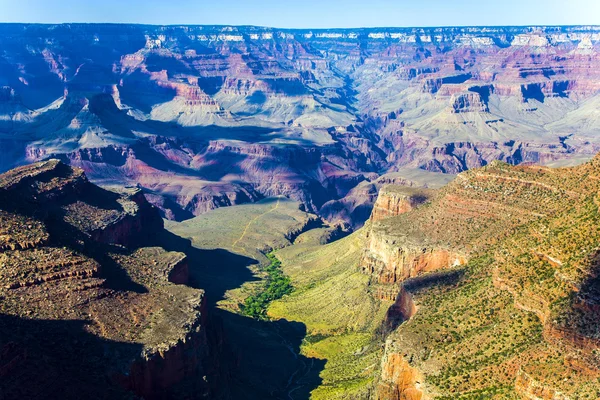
[1, 24, 599, 228]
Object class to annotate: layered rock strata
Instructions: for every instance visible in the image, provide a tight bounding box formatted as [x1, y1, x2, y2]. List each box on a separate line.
[0, 160, 218, 399]
[1, 24, 600, 227]
[370, 186, 432, 222]
[364, 157, 600, 399]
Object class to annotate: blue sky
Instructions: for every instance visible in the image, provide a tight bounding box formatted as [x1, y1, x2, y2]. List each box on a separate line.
[0, 0, 598, 28]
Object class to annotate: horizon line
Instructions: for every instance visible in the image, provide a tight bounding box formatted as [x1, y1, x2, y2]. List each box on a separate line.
[0, 22, 599, 30]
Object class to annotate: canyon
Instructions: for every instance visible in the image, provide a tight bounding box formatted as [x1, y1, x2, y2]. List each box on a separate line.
[2, 22, 600, 400]
[266, 154, 600, 399]
[4, 148, 600, 399]
[1, 24, 599, 229]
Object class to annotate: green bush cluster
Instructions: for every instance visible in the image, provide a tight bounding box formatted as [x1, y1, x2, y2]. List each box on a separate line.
[241, 253, 293, 319]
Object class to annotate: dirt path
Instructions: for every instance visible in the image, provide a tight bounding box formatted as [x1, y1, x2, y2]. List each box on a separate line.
[232, 198, 281, 253]
[228, 197, 320, 398]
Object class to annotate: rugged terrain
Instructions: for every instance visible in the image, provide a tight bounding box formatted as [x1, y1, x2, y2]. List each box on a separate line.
[2, 22, 600, 400]
[0, 160, 225, 399]
[4, 154, 600, 399]
[163, 195, 336, 399]
[1, 24, 599, 228]
[265, 154, 600, 399]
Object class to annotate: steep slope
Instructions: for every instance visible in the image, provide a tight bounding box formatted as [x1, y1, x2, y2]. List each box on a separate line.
[364, 158, 600, 399]
[162, 196, 336, 399]
[0, 160, 224, 399]
[269, 229, 391, 399]
[361, 161, 577, 293]
[263, 154, 600, 399]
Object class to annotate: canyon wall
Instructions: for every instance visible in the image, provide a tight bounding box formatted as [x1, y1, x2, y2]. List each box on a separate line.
[376, 340, 426, 400]
[0, 160, 223, 399]
[361, 230, 466, 285]
[1, 24, 599, 227]
[360, 158, 600, 399]
[370, 186, 432, 222]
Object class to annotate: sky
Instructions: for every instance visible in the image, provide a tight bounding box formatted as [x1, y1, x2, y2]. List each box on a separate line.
[0, 0, 598, 28]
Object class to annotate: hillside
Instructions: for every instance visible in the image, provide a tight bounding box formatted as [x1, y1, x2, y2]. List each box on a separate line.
[4, 148, 600, 399]
[265, 154, 600, 399]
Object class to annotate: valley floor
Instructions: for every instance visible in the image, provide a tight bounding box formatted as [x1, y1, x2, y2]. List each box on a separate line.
[163, 197, 393, 399]
[163, 156, 600, 400]
[163, 198, 329, 399]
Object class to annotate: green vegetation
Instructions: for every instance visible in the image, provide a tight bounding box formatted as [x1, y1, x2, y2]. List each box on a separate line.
[241, 253, 293, 319]
[437, 385, 517, 400]
[268, 231, 392, 399]
[303, 332, 382, 400]
[397, 256, 545, 397]
[171, 156, 600, 398]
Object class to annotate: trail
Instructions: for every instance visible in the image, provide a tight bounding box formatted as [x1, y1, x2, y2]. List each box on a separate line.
[230, 196, 313, 398]
[232, 198, 281, 253]
[287, 359, 315, 400]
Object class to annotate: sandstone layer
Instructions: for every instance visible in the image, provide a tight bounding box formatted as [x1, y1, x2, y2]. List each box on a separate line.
[370, 186, 432, 222]
[360, 157, 600, 399]
[1, 25, 599, 227]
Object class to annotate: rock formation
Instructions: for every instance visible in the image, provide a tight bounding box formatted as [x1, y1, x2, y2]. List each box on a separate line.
[359, 156, 600, 399]
[1, 24, 599, 228]
[0, 160, 220, 399]
[370, 185, 432, 222]
[376, 340, 425, 400]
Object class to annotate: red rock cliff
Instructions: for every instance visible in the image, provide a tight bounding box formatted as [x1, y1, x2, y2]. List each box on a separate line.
[376, 340, 426, 400]
[370, 185, 432, 222]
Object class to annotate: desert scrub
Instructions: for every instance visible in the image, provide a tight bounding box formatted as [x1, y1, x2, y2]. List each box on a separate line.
[241, 252, 293, 319]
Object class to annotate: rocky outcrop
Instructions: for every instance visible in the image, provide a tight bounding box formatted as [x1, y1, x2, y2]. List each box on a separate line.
[320, 180, 379, 228]
[283, 213, 324, 243]
[360, 184, 448, 297]
[375, 340, 426, 400]
[0, 158, 87, 202]
[378, 286, 417, 335]
[515, 369, 570, 400]
[163, 252, 190, 285]
[0, 159, 164, 248]
[86, 189, 165, 247]
[361, 227, 466, 285]
[0, 160, 220, 399]
[362, 159, 579, 291]
[450, 91, 489, 113]
[44, 132, 379, 225]
[119, 291, 209, 399]
[370, 185, 431, 222]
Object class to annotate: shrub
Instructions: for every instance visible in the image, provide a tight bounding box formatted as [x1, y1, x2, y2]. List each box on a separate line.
[241, 252, 293, 319]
